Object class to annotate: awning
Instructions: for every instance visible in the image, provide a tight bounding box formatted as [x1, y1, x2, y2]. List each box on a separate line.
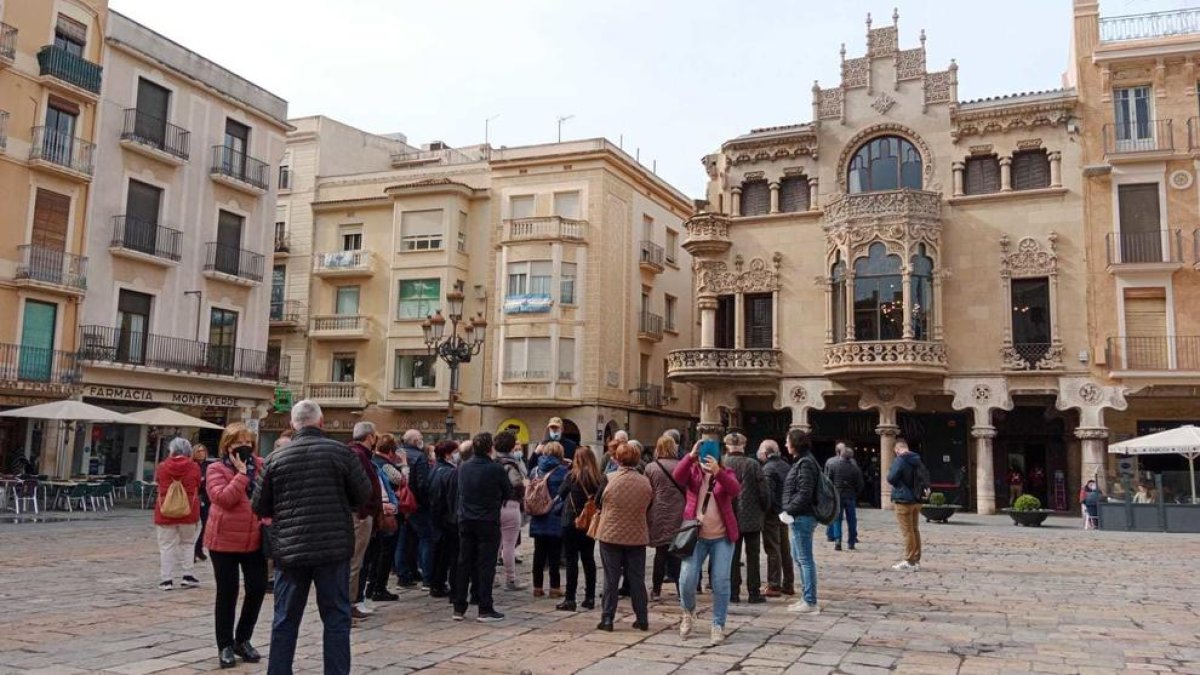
[123, 408, 224, 430]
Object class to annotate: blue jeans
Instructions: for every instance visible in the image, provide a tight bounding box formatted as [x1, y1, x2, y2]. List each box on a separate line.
[268, 560, 351, 675]
[679, 537, 734, 627]
[826, 495, 858, 545]
[790, 516, 817, 606]
[395, 510, 437, 585]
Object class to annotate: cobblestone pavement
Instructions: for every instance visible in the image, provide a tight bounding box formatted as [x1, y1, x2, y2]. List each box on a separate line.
[1, 508, 1198, 674]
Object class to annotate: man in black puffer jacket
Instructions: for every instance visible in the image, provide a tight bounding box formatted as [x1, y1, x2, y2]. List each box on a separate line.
[824, 443, 865, 551]
[253, 400, 372, 675]
[781, 428, 821, 614]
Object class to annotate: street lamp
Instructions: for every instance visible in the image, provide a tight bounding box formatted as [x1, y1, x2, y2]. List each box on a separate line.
[422, 290, 487, 439]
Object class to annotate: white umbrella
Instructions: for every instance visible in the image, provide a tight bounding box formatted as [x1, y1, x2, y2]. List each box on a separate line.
[1109, 424, 1200, 504]
[0, 400, 139, 424]
[124, 408, 223, 430]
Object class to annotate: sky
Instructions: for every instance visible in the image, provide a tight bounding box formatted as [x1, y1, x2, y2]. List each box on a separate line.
[109, 0, 1196, 198]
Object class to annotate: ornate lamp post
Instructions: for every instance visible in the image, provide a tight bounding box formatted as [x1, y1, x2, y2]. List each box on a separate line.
[422, 290, 487, 439]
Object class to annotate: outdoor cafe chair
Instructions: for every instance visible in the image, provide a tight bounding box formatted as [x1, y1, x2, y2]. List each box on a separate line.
[132, 480, 157, 509]
[93, 483, 114, 511]
[12, 479, 39, 515]
[57, 484, 89, 512]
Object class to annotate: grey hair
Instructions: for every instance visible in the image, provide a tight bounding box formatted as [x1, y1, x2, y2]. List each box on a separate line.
[352, 421, 376, 441]
[291, 399, 323, 430]
[724, 432, 746, 450]
[458, 440, 473, 453]
[759, 439, 781, 457]
[664, 428, 681, 443]
[628, 440, 643, 452]
[613, 430, 629, 443]
[168, 437, 193, 457]
[841, 445, 855, 460]
[402, 429, 423, 447]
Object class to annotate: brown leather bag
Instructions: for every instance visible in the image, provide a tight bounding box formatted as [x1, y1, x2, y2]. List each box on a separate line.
[574, 486, 597, 532]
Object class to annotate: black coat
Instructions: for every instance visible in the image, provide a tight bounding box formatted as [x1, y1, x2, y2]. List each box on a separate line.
[724, 453, 770, 533]
[782, 453, 820, 517]
[762, 455, 790, 515]
[824, 456, 865, 499]
[429, 458, 458, 527]
[456, 455, 511, 524]
[252, 426, 373, 568]
[402, 444, 432, 510]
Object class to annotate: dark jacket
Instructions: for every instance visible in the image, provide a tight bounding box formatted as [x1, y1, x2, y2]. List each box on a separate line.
[782, 452, 820, 517]
[348, 441, 382, 520]
[887, 451, 924, 504]
[429, 458, 459, 527]
[541, 434, 577, 461]
[558, 470, 605, 529]
[762, 455, 790, 516]
[724, 452, 770, 533]
[252, 426, 373, 568]
[825, 455, 865, 500]
[529, 455, 568, 537]
[402, 444, 432, 510]
[456, 455, 511, 524]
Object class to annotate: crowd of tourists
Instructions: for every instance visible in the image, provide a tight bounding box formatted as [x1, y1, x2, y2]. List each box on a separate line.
[150, 400, 928, 674]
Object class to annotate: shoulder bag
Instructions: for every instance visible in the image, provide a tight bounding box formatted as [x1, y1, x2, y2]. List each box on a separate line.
[655, 460, 685, 495]
[668, 474, 715, 559]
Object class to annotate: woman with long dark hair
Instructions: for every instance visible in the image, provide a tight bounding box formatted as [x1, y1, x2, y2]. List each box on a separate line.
[556, 446, 605, 611]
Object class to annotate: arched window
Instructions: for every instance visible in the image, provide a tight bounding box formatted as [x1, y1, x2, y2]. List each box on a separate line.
[831, 255, 846, 343]
[910, 245, 934, 340]
[847, 136, 923, 193]
[853, 243, 903, 340]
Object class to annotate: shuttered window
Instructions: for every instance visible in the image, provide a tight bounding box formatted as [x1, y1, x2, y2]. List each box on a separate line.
[744, 293, 774, 348]
[510, 195, 535, 219]
[964, 156, 1000, 195]
[553, 192, 580, 219]
[400, 209, 443, 251]
[558, 338, 576, 381]
[1123, 290, 1168, 370]
[779, 176, 810, 212]
[32, 189, 70, 251]
[740, 180, 770, 216]
[1012, 150, 1050, 191]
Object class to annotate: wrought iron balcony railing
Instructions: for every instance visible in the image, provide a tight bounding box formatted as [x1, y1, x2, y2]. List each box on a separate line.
[78, 325, 287, 382]
[37, 45, 102, 94]
[638, 312, 664, 340]
[269, 300, 304, 325]
[121, 109, 190, 161]
[1103, 119, 1174, 155]
[210, 145, 269, 191]
[204, 242, 264, 282]
[0, 343, 80, 385]
[111, 216, 182, 262]
[15, 245, 87, 291]
[640, 240, 665, 271]
[30, 126, 95, 175]
[1106, 229, 1182, 265]
[0, 23, 16, 63]
[1107, 335, 1200, 372]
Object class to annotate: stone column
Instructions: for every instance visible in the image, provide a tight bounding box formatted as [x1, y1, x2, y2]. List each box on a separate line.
[999, 156, 1013, 192]
[951, 161, 965, 197]
[1048, 151, 1062, 188]
[698, 294, 717, 349]
[769, 181, 781, 214]
[972, 425, 997, 515]
[730, 187, 742, 217]
[877, 424, 899, 510]
[1076, 427, 1109, 492]
[901, 266, 913, 339]
[734, 293, 744, 349]
[808, 178, 820, 211]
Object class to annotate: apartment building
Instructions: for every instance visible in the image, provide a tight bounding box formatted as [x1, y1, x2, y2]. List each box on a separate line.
[68, 11, 289, 478]
[0, 0, 108, 475]
[674, 12, 1101, 513]
[1072, 1, 1200, 499]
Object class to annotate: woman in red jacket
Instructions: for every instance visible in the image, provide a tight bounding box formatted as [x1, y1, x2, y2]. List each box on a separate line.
[154, 437, 202, 591]
[204, 423, 266, 668]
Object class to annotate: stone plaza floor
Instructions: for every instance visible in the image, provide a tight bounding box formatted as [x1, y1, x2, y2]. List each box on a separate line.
[0, 508, 1198, 674]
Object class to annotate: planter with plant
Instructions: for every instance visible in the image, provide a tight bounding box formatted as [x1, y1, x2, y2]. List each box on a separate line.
[1002, 494, 1053, 526]
[920, 492, 962, 523]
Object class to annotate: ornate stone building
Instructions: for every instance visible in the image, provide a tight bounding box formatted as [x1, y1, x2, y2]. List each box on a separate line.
[672, 13, 1110, 513]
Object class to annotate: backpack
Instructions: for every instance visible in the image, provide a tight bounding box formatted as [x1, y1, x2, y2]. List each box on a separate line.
[573, 484, 598, 532]
[804, 457, 840, 525]
[912, 460, 932, 504]
[160, 479, 192, 519]
[524, 466, 558, 516]
[499, 457, 526, 504]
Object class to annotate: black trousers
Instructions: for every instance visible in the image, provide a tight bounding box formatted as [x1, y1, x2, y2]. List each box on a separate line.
[531, 535, 562, 590]
[599, 543, 647, 624]
[363, 531, 397, 599]
[432, 523, 459, 595]
[652, 544, 681, 594]
[761, 518, 794, 590]
[561, 526, 596, 603]
[195, 504, 209, 558]
[209, 549, 267, 649]
[454, 519, 500, 615]
[730, 530, 763, 599]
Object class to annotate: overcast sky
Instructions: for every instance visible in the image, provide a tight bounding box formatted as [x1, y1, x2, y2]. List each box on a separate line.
[110, 0, 1193, 198]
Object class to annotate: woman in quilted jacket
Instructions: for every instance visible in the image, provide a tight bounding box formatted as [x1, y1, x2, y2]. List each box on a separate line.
[593, 442, 654, 632]
[154, 437, 202, 591]
[204, 423, 266, 669]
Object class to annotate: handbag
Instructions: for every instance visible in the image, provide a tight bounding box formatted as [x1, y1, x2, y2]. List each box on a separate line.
[574, 485, 597, 532]
[668, 474, 715, 559]
[586, 501, 602, 539]
[396, 477, 418, 516]
[377, 510, 399, 535]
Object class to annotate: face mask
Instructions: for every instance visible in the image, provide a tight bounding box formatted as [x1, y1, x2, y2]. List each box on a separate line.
[549, 431, 561, 441]
[513, 450, 523, 461]
[234, 446, 253, 463]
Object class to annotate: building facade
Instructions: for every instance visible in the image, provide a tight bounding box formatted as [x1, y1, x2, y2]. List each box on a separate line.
[1073, 1, 1200, 501]
[0, 0, 109, 475]
[674, 12, 1107, 514]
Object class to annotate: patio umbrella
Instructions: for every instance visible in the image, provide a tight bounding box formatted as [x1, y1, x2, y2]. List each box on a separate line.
[0, 400, 139, 424]
[123, 408, 223, 430]
[1108, 424, 1200, 504]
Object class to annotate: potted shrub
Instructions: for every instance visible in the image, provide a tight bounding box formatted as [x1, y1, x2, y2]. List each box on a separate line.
[1003, 494, 1052, 527]
[921, 492, 962, 523]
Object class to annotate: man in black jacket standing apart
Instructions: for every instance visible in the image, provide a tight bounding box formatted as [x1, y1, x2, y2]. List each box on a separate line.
[757, 439, 794, 598]
[781, 429, 821, 615]
[453, 432, 511, 623]
[253, 400, 373, 675]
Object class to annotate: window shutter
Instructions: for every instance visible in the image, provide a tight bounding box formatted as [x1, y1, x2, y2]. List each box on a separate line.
[504, 338, 527, 375]
[779, 176, 810, 212]
[401, 210, 443, 237]
[1011, 150, 1050, 191]
[32, 189, 71, 251]
[559, 338, 576, 379]
[964, 156, 1000, 195]
[527, 338, 552, 375]
[740, 181, 770, 216]
[1123, 291, 1168, 370]
[56, 14, 87, 43]
[511, 196, 535, 219]
[553, 192, 580, 218]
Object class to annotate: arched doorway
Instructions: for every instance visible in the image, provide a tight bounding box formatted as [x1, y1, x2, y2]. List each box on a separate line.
[560, 418, 582, 446]
[603, 420, 621, 445]
[497, 418, 531, 445]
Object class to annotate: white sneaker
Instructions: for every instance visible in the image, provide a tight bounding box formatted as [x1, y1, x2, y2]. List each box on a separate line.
[363, 598, 375, 612]
[709, 625, 725, 645]
[353, 601, 374, 615]
[891, 561, 915, 571]
[679, 610, 694, 639]
[787, 601, 820, 614]
[911, 563, 921, 572]
[786, 599, 806, 612]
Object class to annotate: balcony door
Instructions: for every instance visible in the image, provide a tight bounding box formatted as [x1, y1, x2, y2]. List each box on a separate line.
[216, 210, 243, 276]
[1114, 86, 1153, 151]
[335, 286, 360, 316]
[18, 301, 57, 382]
[271, 266, 286, 320]
[207, 308, 238, 375]
[30, 189, 70, 285]
[116, 290, 151, 365]
[715, 296, 735, 349]
[1123, 291, 1168, 370]
[1117, 184, 1162, 263]
[44, 104, 77, 167]
[134, 77, 170, 148]
[125, 180, 162, 255]
[744, 294, 773, 349]
[54, 15, 86, 56]
[222, 118, 249, 178]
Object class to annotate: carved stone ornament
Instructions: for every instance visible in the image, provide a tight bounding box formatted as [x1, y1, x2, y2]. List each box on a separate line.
[872, 93, 897, 115]
[895, 47, 926, 81]
[868, 25, 899, 58]
[843, 57, 870, 89]
[743, 170, 765, 181]
[835, 123, 936, 192]
[924, 69, 954, 106]
[817, 87, 845, 120]
[791, 386, 808, 404]
[1079, 383, 1102, 405]
[1001, 343, 1064, 371]
[1054, 376, 1129, 429]
[1170, 169, 1193, 190]
[969, 144, 994, 156]
[950, 96, 1075, 142]
[824, 341, 948, 369]
[972, 384, 992, 404]
[696, 255, 782, 295]
[724, 128, 819, 167]
[1000, 233, 1057, 279]
[1017, 138, 1044, 150]
[824, 190, 942, 265]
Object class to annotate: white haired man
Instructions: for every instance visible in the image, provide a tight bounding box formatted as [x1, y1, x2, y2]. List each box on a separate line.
[723, 432, 769, 604]
[825, 443, 864, 551]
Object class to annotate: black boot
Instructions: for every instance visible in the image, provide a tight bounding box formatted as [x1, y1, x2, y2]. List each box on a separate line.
[233, 641, 261, 663]
[556, 599, 577, 611]
[218, 647, 236, 669]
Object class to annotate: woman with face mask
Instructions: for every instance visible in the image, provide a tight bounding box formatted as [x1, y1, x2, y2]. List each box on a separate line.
[204, 423, 267, 668]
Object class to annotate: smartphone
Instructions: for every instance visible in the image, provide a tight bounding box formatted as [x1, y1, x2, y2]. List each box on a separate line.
[698, 439, 721, 466]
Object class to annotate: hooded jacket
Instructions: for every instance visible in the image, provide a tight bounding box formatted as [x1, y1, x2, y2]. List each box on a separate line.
[887, 451, 925, 504]
[529, 454, 568, 537]
[154, 455, 202, 526]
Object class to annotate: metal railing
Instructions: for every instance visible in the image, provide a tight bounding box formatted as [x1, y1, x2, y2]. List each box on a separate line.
[304, 382, 366, 402]
[269, 300, 304, 324]
[16, 245, 87, 290]
[30, 126, 95, 175]
[502, 370, 550, 381]
[638, 383, 664, 408]
[502, 217, 587, 243]
[210, 145, 270, 191]
[1007, 343, 1055, 370]
[1100, 8, 1200, 42]
[78, 325, 287, 381]
[640, 240, 665, 269]
[203, 242, 264, 282]
[0, 23, 16, 62]
[1103, 119, 1174, 155]
[278, 166, 292, 190]
[1107, 335, 1200, 371]
[312, 249, 374, 274]
[37, 45, 102, 94]
[1106, 229, 1182, 264]
[121, 109, 190, 161]
[111, 216, 182, 261]
[639, 311, 664, 340]
[0, 343, 80, 385]
[310, 315, 367, 332]
[0, 110, 7, 152]
[274, 232, 290, 253]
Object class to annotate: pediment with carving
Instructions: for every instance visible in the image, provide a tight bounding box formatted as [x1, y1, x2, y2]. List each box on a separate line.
[696, 254, 783, 294]
[1000, 233, 1057, 279]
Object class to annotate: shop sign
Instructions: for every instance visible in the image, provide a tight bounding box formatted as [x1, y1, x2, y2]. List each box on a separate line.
[84, 385, 250, 409]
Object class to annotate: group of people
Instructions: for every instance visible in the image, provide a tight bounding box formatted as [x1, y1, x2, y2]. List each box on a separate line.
[150, 400, 931, 674]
